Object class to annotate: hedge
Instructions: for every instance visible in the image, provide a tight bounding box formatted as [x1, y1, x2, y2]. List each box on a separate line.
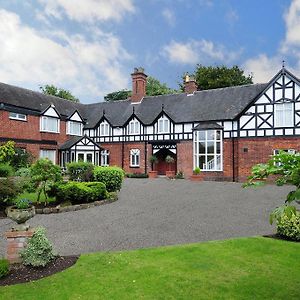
[93, 166, 124, 192]
[66, 161, 94, 182]
[0, 163, 14, 177]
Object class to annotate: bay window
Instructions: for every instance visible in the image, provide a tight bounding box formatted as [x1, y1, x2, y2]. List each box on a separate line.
[274, 102, 293, 127]
[193, 129, 222, 171]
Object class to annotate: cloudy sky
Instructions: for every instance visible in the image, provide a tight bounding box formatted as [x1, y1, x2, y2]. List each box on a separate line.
[0, 0, 298, 103]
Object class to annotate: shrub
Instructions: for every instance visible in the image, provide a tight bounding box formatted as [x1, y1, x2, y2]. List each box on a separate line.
[0, 259, 9, 279]
[0, 178, 20, 207]
[0, 163, 14, 177]
[277, 212, 300, 241]
[67, 161, 94, 182]
[94, 166, 124, 192]
[10, 148, 33, 170]
[175, 171, 184, 179]
[15, 167, 31, 177]
[56, 181, 107, 204]
[126, 173, 148, 178]
[15, 198, 31, 209]
[21, 227, 55, 267]
[193, 167, 201, 175]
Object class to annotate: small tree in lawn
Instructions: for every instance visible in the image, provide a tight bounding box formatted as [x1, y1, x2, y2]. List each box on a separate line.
[30, 159, 62, 204]
[244, 150, 300, 226]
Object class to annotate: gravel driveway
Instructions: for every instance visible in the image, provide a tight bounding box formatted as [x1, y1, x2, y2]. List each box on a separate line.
[0, 179, 290, 256]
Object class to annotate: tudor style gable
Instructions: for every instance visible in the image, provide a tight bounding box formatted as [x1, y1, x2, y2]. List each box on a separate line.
[40, 105, 60, 133]
[238, 68, 300, 138]
[67, 111, 83, 136]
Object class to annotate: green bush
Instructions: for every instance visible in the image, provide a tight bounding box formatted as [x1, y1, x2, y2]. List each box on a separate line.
[277, 212, 300, 241]
[94, 166, 124, 192]
[67, 161, 94, 182]
[10, 148, 33, 170]
[56, 181, 107, 204]
[0, 178, 20, 207]
[0, 163, 14, 177]
[126, 173, 148, 178]
[0, 259, 9, 279]
[193, 167, 201, 175]
[21, 227, 55, 267]
[15, 167, 31, 177]
[175, 171, 184, 179]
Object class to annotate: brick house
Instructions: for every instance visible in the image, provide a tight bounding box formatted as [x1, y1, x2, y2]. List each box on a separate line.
[1, 66, 300, 181]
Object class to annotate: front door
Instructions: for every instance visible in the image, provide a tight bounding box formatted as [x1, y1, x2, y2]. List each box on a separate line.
[76, 152, 94, 163]
[155, 148, 176, 175]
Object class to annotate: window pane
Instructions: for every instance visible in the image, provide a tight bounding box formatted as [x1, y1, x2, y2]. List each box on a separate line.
[207, 130, 214, 140]
[78, 154, 84, 161]
[198, 131, 205, 140]
[207, 141, 214, 154]
[198, 156, 205, 169]
[216, 142, 221, 154]
[199, 142, 205, 154]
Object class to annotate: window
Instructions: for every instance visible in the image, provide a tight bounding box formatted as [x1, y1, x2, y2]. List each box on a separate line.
[193, 130, 222, 171]
[67, 121, 82, 136]
[130, 149, 140, 167]
[275, 102, 293, 127]
[101, 150, 110, 166]
[40, 116, 59, 133]
[158, 116, 170, 133]
[9, 112, 27, 121]
[40, 150, 56, 164]
[100, 122, 109, 136]
[129, 119, 140, 134]
[273, 149, 295, 166]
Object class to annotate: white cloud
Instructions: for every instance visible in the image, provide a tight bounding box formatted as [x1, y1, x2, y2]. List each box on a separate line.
[283, 0, 300, 47]
[0, 9, 132, 102]
[225, 8, 239, 26]
[163, 39, 242, 65]
[162, 8, 175, 27]
[38, 0, 135, 23]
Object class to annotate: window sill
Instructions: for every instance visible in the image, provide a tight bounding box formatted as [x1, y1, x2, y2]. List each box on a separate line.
[130, 166, 140, 168]
[9, 117, 27, 122]
[40, 130, 60, 134]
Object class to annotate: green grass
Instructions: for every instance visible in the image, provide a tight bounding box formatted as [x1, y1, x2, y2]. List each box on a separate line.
[15, 192, 55, 204]
[1, 237, 299, 299]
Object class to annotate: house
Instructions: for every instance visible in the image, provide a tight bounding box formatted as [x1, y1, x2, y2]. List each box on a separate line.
[1, 66, 300, 181]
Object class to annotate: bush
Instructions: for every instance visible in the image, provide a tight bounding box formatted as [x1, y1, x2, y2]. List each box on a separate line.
[277, 212, 300, 241]
[175, 171, 184, 179]
[126, 173, 148, 178]
[0, 259, 9, 279]
[0, 178, 20, 207]
[94, 166, 124, 192]
[67, 161, 94, 182]
[0, 163, 14, 177]
[10, 148, 33, 170]
[56, 181, 107, 204]
[21, 227, 55, 267]
[193, 167, 201, 175]
[15, 167, 31, 177]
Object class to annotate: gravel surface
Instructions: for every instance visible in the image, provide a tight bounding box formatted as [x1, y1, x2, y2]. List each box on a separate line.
[0, 179, 290, 256]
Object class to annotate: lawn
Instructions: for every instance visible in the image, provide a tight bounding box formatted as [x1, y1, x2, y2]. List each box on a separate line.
[1, 237, 299, 299]
[15, 192, 55, 204]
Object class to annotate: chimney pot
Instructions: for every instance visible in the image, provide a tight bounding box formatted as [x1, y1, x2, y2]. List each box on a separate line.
[184, 74, 198, 94]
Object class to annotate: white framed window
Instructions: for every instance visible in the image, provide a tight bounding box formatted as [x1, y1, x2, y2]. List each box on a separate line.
[40, 116, 59, 133]
[130, 149, 140, 167]
[101, 150, 110, 166]
[9, 112, 27, 121]
[67, 121, 82, 136]
[40, 150, 56, 164]
[129, 119, 140, 135]
[100, 122, 109, 136]
[158, 116, 170, 133]
[193, 130, 222, 171]
[274, 102, 293, 127]
[273, 149, 295, 166]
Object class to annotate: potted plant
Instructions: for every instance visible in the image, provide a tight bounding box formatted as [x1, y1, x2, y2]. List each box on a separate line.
[190, 167, 204, 181]
[148, 155, 158, 178]
[165, 155, 175, 178]
[6, 198, 35, 231]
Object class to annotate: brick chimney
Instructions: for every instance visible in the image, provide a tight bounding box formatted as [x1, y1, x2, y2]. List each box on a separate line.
[131, 67, 147, 103]
[184, 74, 198, 94]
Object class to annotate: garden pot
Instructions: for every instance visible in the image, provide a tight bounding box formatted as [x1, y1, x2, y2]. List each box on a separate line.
[6, 206, 35, 231]
[166, 170, 175, 178]
[190, 174, 204, 181]
[148, 171, 158, 178]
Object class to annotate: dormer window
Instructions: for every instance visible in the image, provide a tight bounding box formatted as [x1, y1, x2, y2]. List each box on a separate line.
[100, 121, 109, 136]
[67, 121, 82, 136]
[274, 102, 293, 127]
[129, 119, 140, 135]
[40, 116, 59, 133]
[158, 116, 170, 133]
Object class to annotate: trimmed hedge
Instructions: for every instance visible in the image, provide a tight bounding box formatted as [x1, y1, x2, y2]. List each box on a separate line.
[56, 181, 107, 204]
[0, 258, 9, 279]
[277, 212, 300, 241]
[126, 173, 148, 178]
[0, 163, 14, 177]
[94, 166, 124, 192]
[66, 161, 94, 182]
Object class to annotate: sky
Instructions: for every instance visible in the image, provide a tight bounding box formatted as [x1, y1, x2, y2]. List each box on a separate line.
[0, 0, 298, 103]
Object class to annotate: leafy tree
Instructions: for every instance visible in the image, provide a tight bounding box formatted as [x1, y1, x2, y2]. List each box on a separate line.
[104, 76, 177, 101]
[40, 84, 80, 103]
[0, 141, 15, 162]
[30, 158, 62, 204]
[182, 65, 253, 91]
[244, 151, 300, 226]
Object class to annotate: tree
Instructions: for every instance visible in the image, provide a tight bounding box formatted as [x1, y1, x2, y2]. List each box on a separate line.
[104, 76, 177, 101]
[0, 141, 15, 162]
[184, 65, 253, 91]
[40, 85, 80, 103]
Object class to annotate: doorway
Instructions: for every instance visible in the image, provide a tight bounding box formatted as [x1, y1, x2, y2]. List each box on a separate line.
[154, 148, 176, 175]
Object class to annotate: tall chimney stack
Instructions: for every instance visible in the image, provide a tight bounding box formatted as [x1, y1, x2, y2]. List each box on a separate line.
[131, 67, 147, 103]
[184, 74, 198, 94]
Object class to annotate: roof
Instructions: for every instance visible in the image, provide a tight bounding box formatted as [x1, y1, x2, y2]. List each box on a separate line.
[0, 80, 268, 128]
[59, 135, 102, 150]
[193, 122, 223, 130]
